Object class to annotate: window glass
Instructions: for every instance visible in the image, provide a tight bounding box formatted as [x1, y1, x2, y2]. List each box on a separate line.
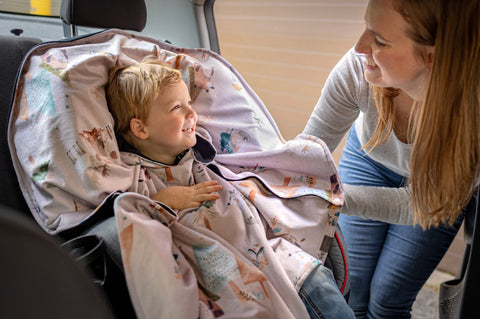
[0, 0, 61, 17]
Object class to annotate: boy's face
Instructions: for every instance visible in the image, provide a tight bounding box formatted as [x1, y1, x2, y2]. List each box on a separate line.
[139, 80, 197, 164]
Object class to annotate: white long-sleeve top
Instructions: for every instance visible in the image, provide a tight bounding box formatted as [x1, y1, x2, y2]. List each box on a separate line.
[303, 48, 414, 225]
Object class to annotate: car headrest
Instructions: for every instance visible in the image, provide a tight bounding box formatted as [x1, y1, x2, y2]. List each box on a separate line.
[60, 0, 147, 32]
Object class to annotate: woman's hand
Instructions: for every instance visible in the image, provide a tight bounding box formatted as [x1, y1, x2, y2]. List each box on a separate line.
[151, 180, 222, 211]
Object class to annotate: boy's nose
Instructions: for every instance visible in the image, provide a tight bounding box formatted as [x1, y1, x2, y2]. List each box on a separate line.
[186, 106, 196, 118]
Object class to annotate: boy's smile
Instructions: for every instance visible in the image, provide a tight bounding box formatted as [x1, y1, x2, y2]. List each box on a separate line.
[182, 118, 196, 134]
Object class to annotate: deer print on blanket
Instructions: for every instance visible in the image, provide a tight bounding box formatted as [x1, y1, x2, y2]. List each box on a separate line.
[66, 125, 118, 182]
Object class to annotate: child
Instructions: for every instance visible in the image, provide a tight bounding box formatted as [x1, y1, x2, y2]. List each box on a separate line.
[106, 56, 354, 319]
[107, 56, 222, 210]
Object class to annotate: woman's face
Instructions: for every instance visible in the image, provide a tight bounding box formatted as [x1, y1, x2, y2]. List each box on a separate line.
[355, 0, 434, 100]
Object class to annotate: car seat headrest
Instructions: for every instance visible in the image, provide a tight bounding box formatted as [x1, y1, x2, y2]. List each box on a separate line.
[60, 0, 147, 32]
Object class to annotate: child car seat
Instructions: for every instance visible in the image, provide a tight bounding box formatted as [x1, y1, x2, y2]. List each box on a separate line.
[0, 1, 146, 318]
[8, 29, 349, 313]
[64, 0, 349, 295]
[0, 35, 113, 317]
[0, 35, 41, 217]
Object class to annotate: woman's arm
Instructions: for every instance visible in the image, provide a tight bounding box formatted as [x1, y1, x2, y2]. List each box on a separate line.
[341, 183, 414, 225]
[303, 49, 415, 225]
[302, 48, 365, 152]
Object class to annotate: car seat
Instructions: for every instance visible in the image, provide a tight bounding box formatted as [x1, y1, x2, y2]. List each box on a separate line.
[0, 1, 146, 318]
[0, 34, 41, 217]
[60, 0, 146, 37]
[0, 34, 114, 318]
[61, 1, 349, 300]
[0, 205, 113, 319]
[439, 187, 480, 319]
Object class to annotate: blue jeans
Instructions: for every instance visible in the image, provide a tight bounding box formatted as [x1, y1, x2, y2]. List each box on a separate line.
[338, 127, 463, 319]
[299, 264, 355, 319]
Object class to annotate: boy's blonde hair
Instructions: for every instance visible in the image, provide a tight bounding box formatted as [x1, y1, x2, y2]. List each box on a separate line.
[106, 55, 183, 145]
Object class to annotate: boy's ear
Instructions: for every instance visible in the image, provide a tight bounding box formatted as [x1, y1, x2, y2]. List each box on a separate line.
[130, 118, 149, 140]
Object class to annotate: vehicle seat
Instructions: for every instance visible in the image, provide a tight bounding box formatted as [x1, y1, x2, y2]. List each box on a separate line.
[0, 34, 133, 319]
[0, 1, 148, 318]
[60, 0, 146, 37]
[0, 205, 112, 319]
[439, 187, 480, 318]
[0, 35, 41, 217]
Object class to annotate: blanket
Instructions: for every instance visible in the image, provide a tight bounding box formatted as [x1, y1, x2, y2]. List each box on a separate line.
[8, 29, 343, 318]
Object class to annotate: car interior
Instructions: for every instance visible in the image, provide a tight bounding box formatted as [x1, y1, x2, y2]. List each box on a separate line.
[1, 0, 349, 318]
[0, 0, 477, 318]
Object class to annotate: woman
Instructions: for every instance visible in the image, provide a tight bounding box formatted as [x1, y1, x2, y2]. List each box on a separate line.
[303, 0, 479, 317]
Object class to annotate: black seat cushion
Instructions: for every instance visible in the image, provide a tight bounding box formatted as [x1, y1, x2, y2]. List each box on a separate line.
[60, 0, 146, 31]
[0, 205, 112, 318]
[0, 35, 41, 215]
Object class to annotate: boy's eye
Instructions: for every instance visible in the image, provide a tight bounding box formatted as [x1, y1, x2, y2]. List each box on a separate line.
[171, 105, 180, 111]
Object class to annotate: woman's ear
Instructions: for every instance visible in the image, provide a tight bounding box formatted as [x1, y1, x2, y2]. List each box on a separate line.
[426, 46, 435, 67]
[130, 118, 149, 140]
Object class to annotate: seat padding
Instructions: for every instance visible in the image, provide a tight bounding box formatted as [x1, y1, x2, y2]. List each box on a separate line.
[60, 0, 146, 31]
[0, 35, 41, 215]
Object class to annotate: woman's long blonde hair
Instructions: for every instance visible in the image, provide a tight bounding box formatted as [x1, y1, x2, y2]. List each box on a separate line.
[412, 0, 480, 228]
[367, 0, 480, 228]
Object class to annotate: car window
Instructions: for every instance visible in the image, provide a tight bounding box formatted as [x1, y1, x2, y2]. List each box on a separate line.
[0, 0, 61, 17]
[0, 0, 102, 41]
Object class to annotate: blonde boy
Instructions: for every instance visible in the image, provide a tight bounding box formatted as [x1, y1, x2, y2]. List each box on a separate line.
[106, 56, 221, 210]
[106, 56, 354, 319]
